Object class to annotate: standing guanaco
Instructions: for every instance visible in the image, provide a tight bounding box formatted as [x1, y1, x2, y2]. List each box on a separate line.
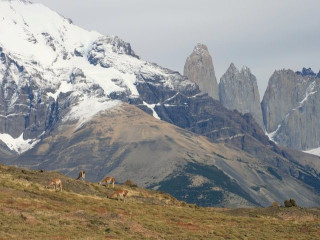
[99, 177, 115, 188]
[108, 190, 128, 202]
[45, 178, 63, 192]
[76, 170, 86, 181]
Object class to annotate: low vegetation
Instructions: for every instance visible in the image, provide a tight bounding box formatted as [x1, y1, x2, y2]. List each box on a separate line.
[0, 164, 319, 239]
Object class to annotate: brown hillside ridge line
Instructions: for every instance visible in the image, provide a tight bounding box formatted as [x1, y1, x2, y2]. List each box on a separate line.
[0, 163, 320, 240]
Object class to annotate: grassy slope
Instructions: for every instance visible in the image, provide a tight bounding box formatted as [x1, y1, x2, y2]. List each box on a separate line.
[0, 164, 319, 240]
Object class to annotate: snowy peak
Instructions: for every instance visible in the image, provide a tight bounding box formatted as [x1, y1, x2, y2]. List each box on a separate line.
[0, 0, 198, 154]
[0, 0, 101, 67]
[0, 0, 194, 100]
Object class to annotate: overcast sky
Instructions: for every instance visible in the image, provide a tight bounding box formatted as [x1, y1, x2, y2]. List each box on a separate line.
[32, 0, 320, 96]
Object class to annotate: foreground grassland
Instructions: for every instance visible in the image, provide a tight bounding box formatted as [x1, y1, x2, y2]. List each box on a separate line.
[0, 164, 319, 240]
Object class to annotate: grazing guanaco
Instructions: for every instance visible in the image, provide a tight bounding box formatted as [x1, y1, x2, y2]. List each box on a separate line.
[99, 177, 115, 188]
[108, 189, 128, 202]
[45, 178, 63, 192]
[76, 170, 86, 181]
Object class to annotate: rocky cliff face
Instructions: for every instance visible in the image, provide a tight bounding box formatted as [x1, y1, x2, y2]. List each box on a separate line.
[219, 63, 264, 128]
[296, 67, 319, 78]
[184, 44, 219, 100]
[261, 69, 320, 150]
[0, 46, 60, 140]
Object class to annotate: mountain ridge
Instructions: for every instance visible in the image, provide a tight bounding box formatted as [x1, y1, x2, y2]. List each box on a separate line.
[0, 0, 320, 207]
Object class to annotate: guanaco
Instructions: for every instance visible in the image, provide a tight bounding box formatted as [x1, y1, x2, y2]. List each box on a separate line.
[99, 177, 115, 188]
[45, 178, 63, 192]
[108, 189, 128, 202]
[76, 170, 86, 181]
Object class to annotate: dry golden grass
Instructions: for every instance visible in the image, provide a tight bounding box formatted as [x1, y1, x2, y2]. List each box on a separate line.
[0, 163, 319, 240]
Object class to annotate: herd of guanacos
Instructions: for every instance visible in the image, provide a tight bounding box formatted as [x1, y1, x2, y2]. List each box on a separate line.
[45, 170, 129, 202]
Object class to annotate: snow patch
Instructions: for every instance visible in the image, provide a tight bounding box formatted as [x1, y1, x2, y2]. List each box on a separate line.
[0, 133, 40, 154]
[265, 124, 281, 143]
[304, 147, 320, 157]
[143, 101, 160, 120]
[63, 96, 121, 128]
[299, 81, 317, 105]
[47, 81, 73, 100]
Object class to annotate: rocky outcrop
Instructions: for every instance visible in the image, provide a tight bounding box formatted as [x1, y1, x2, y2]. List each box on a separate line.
[219, 63, 263, 128]
[184, 44, 219, 99]
[296, 67, 317, 77]
[87, 36, 139, 67]
[262, 68, 320, 150]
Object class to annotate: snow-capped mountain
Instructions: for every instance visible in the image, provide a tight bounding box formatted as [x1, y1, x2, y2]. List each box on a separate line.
[1, 0, 320, 207]
[0, 0, 271, 157]
[0, 0, 195, 154]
